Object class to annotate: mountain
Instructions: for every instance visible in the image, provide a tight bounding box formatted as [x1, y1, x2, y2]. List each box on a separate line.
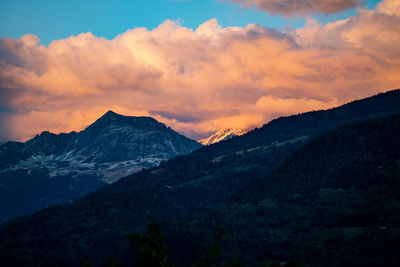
[165, 112, 400, 267]
[196, 89, 400, 160]
[0, 111, 201, 222]
[1, 89, 400, 266]
[197, 128, 248, 145]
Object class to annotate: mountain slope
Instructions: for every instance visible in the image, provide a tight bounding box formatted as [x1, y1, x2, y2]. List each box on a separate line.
[97, 89, 400, 197]
[195, 89, 400, 158]
[69, 111, 200, 164]
[0, 111, 201, 222]
[164, 112, 400, 266]
[1, 90, 400, 266]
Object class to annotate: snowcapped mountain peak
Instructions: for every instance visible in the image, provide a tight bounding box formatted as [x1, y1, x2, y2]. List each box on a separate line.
[198, 128, 248, 145]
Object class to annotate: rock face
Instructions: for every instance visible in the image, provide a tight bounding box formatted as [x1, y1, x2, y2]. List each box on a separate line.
[70, 111, 200, 164]
[198, 128, 248, 145]
[0, 111, 201, 222]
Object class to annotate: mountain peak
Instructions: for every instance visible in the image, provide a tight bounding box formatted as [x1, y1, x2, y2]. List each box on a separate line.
[99, 110, 158, 123]
[198, 128, 248, 145]
[74, 112, 200, 165]
[101, 110, 120, 119]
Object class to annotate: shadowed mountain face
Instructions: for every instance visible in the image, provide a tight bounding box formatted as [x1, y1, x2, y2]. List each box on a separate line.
[70, 111, 199, 164]
[1, 90, 400, 266]
[165, 113, 400, 267]
[0, 111, 201, 222]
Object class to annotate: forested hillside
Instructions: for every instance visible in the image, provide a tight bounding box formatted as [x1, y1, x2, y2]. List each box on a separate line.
[164, 113, 400, 267]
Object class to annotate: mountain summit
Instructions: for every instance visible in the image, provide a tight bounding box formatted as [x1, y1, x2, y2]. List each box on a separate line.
[70, 111, 200, 165]
[198, 128, 248, 145]
[0, 111, 201, 222]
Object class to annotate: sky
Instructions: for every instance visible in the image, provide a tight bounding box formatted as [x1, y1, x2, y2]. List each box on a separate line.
[0, 0, 399, 142]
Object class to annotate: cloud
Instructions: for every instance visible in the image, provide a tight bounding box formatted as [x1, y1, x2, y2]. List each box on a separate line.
[0, 0, 399, 142]
[230, 0, 365, 16]
[377, 0, 400, 16]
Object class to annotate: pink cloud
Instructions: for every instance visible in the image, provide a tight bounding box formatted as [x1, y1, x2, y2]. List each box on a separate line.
[0, 0, 399, 142]
[230, 0, 364, 16]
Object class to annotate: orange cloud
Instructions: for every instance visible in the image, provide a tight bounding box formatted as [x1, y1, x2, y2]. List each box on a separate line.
[231, 0, 364, 16]
[0, 0, 399, 142]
